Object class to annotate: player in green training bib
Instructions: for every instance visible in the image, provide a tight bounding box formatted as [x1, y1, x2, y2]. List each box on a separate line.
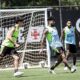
[40, 17, 75, 74]
[0, 17, 23, 77]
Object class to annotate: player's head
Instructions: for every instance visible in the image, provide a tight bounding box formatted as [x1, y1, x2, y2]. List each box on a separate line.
[15, 17, 23, 27]
[66, 20, 72, 28]
[48, 16, 55, 27]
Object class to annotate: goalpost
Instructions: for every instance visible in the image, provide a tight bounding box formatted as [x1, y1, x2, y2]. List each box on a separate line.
[0, 8, 51, 69]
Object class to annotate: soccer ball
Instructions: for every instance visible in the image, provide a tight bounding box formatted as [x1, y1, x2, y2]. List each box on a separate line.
[23, 63, 29, 69]
[39, 61, 46, 68]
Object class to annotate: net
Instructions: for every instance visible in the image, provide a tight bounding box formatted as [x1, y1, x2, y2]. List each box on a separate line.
[0, 8, 50, 69]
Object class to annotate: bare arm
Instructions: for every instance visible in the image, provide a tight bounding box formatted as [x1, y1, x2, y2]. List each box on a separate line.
[41, 30, 47, 48]
[6, 27, 16, 44]
[6, 27, 19, 47]
[60, 29, 65, 43]
[40, 29, 48, 52]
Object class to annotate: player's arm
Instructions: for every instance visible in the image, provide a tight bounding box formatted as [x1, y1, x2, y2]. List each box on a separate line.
[6, 27, 19, 47]
[60, 29, 65, 43]
[6, 27, 15, 44]
[40, 29, 48, 53]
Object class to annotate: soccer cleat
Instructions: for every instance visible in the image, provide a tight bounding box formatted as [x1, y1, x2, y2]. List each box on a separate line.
[49, 70, 56, 74]
[64, 67, 68, 71]
[14, 71, 23, 77]
[71, 66, 77, 73]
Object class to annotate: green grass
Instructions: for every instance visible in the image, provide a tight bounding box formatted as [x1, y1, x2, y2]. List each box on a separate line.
[0, 65, 80, 80]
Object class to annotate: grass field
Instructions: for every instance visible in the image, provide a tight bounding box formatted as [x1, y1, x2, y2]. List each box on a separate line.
[0, 63, 80, 80]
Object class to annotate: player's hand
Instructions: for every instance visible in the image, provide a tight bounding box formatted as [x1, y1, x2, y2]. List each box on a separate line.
[15, 43, 20, 47]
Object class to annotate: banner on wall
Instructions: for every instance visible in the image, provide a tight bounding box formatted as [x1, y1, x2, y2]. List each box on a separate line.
[27, 26, 44, 43]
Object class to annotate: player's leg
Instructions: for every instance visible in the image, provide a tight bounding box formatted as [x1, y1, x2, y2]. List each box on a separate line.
[49, 47, 62, 74]
[64, 44, 70, 70]
[50, 48, 67, 70]
[49, 47, 62, 69]
[12, 54, 19, 73]
[72, 53, 76, 66]
[0, 55, 3, 63]
[64, 50, 70, 70]
[64, 44, 70, 59]
[11, 49, 23, 76]
[70, 44, 77, 72]
[50, 54, 62, 70]
[61, 51, 71, 70]
[50, 47, 71, 73]
[71, 53, 77, 72]
[0, 46, 8, 63]
[49, 54, 62, 74]
[61, 47, 76, 73]
[50, 47, 76, 73]
[70, 44, 77, 66]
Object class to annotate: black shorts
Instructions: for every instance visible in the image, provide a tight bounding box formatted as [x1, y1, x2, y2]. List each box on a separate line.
[65, 44, 77, 53]
[50, 46, 64, 55]
[56, 47, 65, 54]
[1, 46, 18, 57]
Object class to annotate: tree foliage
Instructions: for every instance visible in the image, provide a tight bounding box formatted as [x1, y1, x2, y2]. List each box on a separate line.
[61, 0, 80, 5]
[0, 0, 80, 8]
[0, 0, 59, 8]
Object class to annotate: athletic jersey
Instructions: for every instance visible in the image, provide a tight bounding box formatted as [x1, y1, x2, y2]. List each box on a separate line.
[2, 25, 19, 48]
[46, 26, 63, 49]
[64, 26, 76, 45]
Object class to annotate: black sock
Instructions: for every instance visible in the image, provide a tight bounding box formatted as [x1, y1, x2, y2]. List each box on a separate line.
[51, 60, 62, 70]
[51, 55, 62, 70]
[73, 56, 76, 66]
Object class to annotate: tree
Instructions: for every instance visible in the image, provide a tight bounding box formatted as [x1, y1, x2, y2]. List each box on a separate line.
[0, 0, 59, 8]
[1, 0, 80, 8]
[61, 0, 80, 5]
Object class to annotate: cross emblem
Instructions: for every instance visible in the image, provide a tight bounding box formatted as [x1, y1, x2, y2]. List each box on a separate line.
[31, 29, 39, 39]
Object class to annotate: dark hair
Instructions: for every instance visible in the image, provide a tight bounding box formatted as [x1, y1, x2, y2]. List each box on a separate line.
[15, 17, 23, 23]
[48, 16, 55, 21]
